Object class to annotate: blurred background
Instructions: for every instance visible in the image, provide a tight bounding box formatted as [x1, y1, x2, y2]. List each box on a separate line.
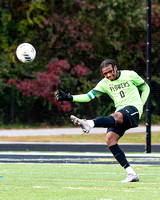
[0, 0, 159, 129]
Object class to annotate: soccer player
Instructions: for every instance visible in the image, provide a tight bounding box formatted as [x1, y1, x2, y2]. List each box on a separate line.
[54, 59, 150, 182]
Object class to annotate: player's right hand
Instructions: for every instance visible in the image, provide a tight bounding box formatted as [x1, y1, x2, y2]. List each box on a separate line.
[54, 90, 73, 101]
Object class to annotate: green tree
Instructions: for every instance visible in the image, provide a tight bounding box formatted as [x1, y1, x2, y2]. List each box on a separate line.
[0, 0, 159, 125]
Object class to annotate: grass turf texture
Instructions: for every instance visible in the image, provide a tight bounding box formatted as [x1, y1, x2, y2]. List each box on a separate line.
[0, 164, 160, 200]
[0, 132, 160, 143]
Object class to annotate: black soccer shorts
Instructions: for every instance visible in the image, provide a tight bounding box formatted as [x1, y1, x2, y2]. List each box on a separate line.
[107, 105, 139, 137]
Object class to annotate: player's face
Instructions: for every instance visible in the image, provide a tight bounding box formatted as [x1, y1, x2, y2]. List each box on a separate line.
[102, 64, 118, 81]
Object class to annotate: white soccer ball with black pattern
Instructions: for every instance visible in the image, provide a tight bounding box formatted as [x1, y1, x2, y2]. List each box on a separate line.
[16, 43, 36, 63]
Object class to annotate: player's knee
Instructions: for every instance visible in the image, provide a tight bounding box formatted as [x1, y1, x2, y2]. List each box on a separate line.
[111, 112, 123, 125]
[106, 132, 120, 147]
[106, 135, 116, 147]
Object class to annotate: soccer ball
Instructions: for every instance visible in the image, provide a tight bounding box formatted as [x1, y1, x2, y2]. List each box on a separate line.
[16, 43, 36, 63]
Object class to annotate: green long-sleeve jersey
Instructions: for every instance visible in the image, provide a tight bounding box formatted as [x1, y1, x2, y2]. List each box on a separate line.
[72, 70, 150, 118]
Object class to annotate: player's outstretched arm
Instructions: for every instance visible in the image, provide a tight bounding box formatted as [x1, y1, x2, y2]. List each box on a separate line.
[54, 89, 100, 102]
[54, 89, 91, 102]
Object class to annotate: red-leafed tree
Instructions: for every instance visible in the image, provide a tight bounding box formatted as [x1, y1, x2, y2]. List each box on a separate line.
[15, 58, 90, 112]
[13, 2, 94, 114]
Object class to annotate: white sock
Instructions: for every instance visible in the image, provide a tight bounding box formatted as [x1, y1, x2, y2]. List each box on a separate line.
[125, 166, 136, 175]
[87, 120, 95, 128]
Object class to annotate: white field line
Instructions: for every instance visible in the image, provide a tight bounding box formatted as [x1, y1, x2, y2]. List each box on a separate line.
[0, 152, 159, 157]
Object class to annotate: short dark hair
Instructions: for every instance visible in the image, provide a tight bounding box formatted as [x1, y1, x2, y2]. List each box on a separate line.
[100, 59, 117, 72]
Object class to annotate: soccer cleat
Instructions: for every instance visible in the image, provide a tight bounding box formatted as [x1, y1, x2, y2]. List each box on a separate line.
[121, 173, 139, 183]
[70, 115, 92, 134]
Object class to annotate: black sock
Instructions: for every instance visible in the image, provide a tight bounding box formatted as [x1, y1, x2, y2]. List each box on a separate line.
[109, 144, 130, 169]
[93, 116, 115, 127]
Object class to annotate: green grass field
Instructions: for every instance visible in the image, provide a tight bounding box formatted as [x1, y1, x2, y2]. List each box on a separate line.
[0, 131, 160, 143]
[0, 163, 160, 200]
